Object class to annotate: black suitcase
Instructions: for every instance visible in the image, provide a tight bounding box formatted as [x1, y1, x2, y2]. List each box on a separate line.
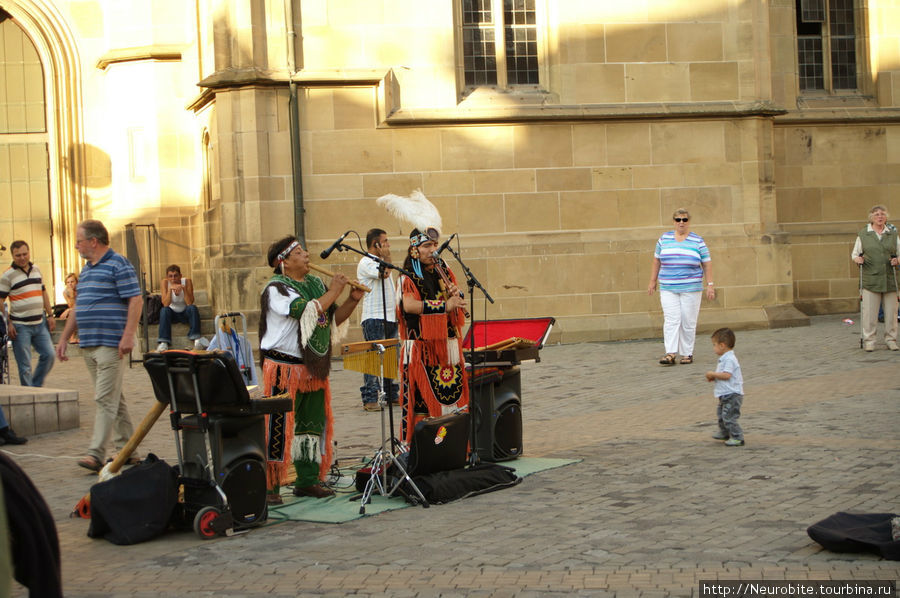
[407, 412, 470, 476]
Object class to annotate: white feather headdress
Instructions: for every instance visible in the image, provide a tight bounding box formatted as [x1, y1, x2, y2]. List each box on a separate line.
[376, 189, 442, 237]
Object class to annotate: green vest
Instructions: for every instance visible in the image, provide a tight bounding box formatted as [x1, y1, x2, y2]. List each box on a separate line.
[858, 226, 898, 293]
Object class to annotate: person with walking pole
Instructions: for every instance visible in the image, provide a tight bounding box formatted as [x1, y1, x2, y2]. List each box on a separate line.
[857, 250, 864, 348]
[851, 205, 900, 351]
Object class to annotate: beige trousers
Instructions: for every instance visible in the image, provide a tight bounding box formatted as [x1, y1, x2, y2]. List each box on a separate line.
[860, 289, 898, 348]
[82, 346, 134, 461]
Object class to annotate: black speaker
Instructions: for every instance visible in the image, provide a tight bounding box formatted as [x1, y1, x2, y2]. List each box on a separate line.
[183, 457, 267, 526]
[180, 414, 268, 525]
[180, 414, 266, 479]
[219, 457, 267, 525]
[472, 367, 523, 462]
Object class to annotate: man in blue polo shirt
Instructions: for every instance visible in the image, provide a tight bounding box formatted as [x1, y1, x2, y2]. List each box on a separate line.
[56, 220, 141, 472]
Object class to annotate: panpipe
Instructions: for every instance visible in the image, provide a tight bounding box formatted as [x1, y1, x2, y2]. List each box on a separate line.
[474, 337, 536, 352]
[463, 316, 554, 368]
[341, 338, 400, 378]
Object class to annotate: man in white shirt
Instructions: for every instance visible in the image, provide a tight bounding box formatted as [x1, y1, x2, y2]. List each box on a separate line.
[156, 264, 202, 351]
[356, 229, 399, 411]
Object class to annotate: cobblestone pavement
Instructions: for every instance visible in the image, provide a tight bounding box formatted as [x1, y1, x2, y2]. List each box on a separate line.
[4, 314, 900, 597]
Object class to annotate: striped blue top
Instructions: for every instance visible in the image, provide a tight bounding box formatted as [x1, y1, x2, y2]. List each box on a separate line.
[75, 249, 141, 348]
[654, 231, 711, 293]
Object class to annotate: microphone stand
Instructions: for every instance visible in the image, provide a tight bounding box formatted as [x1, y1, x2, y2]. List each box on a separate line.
[324, 242, 414, 455]
[440, 245, 494, 467]
[374, 259, 401, 458]
[326, 242, 415, 281]
[326, 244, 428, 509]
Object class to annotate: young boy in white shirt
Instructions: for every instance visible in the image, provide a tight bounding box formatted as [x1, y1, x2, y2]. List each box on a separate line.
[705, 327, 745, 447]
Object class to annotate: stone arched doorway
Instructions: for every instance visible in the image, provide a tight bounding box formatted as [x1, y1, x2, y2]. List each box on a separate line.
[0, 0, 84, 301]
[0, 9, 52, 287]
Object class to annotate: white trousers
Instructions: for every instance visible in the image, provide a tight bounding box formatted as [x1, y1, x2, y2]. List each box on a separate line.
[860, 289, 898, 347]
[660, 290, 702, 356]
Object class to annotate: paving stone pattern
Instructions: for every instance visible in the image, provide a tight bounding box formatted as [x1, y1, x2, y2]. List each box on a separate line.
[4, 314, 899, 597]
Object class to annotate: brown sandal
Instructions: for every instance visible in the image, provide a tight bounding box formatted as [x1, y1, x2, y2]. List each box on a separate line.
[77, 455, 103, 473]
[679, 355, 693, 364]
[659, 353, 676, 365]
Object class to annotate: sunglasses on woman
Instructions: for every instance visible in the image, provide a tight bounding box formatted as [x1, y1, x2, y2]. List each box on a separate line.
[674, 217, 689, 222]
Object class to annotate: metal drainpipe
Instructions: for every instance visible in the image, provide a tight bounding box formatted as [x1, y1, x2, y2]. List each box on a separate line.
[285, 0, 305, 247]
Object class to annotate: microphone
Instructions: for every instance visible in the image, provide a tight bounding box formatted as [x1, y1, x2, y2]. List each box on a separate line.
[320, 231, 350, 260]
[435, 233, 457, 256]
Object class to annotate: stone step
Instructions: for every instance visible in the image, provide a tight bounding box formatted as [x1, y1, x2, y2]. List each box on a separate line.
[193, 289, 209, 305]
[0, 384, 80, 435]
[50, 303, 219, 355]
[139, 319, 219, 339]
[52, 331, 213, 356]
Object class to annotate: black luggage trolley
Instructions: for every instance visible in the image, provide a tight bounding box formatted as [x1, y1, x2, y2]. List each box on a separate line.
[143, 350, 292, 538]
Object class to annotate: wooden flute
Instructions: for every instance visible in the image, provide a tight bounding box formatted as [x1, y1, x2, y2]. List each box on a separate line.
[309, 263, 371, 292]
[433, 257, 469, 317]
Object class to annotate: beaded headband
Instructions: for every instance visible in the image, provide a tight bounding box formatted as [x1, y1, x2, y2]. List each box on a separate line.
[410, 228, 438, 247]
[276, 240, 300, 264]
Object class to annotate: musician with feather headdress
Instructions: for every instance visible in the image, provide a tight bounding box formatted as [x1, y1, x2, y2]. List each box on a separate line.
[376, 191, 469, 442]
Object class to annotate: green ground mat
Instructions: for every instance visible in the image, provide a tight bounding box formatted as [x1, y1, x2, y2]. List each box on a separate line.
[266, 456, 580, 524]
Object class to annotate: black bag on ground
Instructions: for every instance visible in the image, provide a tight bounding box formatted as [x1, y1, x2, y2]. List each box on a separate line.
[88, 454, 178, 545]
[395, 463, 521, 505]
[144, 293, 163, 325]
[807, 511, 900, 560]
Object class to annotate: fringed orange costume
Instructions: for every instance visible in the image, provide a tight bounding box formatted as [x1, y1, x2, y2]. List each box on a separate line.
[397, 266, 469, 443]
[261, 359, 334, 490]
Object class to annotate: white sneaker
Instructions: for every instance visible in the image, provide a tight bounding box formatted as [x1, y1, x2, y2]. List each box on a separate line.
[193, 338, 209, 351]
[156, 342, 169, 352]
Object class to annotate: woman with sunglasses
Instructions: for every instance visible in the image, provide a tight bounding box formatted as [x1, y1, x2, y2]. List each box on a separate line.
[647, 208, 715, 365]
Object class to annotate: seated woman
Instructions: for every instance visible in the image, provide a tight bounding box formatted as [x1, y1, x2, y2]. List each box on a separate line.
[156, 264, 202, 351]
[54, 272, 79, 343]
[58, 273, 77, 319]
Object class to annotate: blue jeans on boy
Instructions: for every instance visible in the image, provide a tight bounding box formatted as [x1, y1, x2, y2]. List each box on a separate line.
[11, 317, 55, 387]
[716, 392, 744, 441]
[157, 305, 201, 344]
[359, 318, 399, 405]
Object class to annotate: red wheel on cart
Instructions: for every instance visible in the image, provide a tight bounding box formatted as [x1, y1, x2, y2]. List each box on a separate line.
[193, 506, 221, 539]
